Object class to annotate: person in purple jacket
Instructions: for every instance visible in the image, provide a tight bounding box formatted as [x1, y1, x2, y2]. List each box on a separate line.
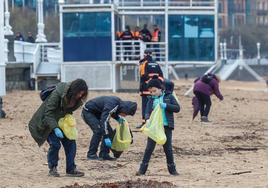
[193, 73, 223, 122]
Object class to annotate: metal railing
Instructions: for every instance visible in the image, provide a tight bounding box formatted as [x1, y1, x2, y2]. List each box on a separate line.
[65, 0, 216, 8]
[115, 40, 166, 63]
[115, 40, 146, 62]
[40, 43, 61, 63]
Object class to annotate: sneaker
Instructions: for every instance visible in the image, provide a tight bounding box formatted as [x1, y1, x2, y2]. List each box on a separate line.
[170, 171, 179, 176]
[201, 116, 210, 122]
[99, 155, 116, 161]
[87, 154, 99, 160]
[66, 168, 85, 177]
[48, 167, 60, 177]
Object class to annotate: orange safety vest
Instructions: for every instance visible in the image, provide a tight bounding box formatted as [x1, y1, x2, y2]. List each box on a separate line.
[139, 60, 147, 76]
[152, 29, 160, 42]
[116, 31, 122, 39]
[133, 31, 140, 40]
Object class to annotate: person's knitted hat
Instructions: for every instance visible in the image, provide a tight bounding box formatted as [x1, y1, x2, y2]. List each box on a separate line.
[147, 78, 162, 89]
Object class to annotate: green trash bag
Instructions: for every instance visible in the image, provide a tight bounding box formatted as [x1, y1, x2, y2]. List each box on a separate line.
[141, 105, 167, 145]
[111, 119, 132, 152]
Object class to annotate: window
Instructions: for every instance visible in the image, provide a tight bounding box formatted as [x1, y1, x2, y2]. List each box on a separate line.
[168, 15, 215, 61]
[63, 12, 112, 61]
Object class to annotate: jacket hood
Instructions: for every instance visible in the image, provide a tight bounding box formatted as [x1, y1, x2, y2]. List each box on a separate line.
[164, 79, 174, 94]
[119, 101, 137, 116]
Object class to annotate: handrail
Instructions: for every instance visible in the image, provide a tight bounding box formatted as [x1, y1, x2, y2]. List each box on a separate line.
[32, 43, 41, 78]
[65, 0, 216, 8]
[115, 40, 165, 63]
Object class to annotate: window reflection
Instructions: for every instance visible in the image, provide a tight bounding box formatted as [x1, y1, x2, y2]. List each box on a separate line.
[168, 15, 215, 61]
[63, 12, 112, 61]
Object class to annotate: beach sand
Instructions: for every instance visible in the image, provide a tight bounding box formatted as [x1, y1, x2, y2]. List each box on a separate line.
[0, 80, 267, 188]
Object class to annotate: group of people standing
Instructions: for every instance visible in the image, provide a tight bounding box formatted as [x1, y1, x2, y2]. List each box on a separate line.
[116, 24, 161, 61]
[14, 31, 35, 43]
[117, 24, 161, 43]
[28, 49, 223, 178]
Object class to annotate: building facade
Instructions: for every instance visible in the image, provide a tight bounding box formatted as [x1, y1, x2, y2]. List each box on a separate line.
[255, 0, 268, 25]
[218, 0, 255, 30]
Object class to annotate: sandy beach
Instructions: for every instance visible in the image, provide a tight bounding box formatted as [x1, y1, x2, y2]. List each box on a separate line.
[0, 80, 267, 188]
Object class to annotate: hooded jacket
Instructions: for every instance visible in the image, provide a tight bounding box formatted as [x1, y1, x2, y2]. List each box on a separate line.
[28, 82, 83, 146]
[139, 56, 163, 95]
[145, 87, 180, 129]
[193, 76, 223, 100]
[83, 96, 137, 135]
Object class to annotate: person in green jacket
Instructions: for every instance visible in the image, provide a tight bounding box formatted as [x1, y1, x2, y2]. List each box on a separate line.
[29, 79, 88, 177]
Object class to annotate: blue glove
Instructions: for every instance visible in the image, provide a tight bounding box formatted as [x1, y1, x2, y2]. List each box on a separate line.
[160, 102, 167, 109]
[117, 117, 125, 124]
[54, 128, 64, 138]
[104, 138, 112, 148]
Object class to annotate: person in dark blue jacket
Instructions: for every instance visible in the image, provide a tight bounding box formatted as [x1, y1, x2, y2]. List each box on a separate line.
[82, 96, 137, 160]
[136, 78, 180, 176]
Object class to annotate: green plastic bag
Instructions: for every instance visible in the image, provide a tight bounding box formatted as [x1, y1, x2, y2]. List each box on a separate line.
[141, 105, 167, 145]
[111, 119, 132, 152]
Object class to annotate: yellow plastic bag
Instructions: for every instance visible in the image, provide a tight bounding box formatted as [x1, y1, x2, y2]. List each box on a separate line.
[58, 114, 78, 140]
[111, 119, 132, 152]
[141, 105, 167, 145]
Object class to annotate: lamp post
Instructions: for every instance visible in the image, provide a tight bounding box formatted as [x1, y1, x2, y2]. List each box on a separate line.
[4, 0, 13, 35]
[36, 0, 47, 43]
[0, 0, 6, 118]
[257, 42, 261, 65]
[220, 42, 223, 61]
[223, 42, 227, 63]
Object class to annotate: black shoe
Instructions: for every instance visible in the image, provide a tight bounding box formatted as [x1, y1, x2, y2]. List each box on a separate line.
[135, 171, 145, 176]
[99, 155, 116, 161]
[48, 167, 60, 177]
[170, 171, 179, 176]
[66, 168, 85, 177]
[201, 116, 210, 122]
[136, 163, 148, 175]
[87, 154, 99, 160]
[167, 164, 179, 176]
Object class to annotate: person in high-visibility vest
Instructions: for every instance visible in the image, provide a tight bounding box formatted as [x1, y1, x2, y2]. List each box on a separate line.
[133, 26, 141, 59]
[133, 26, 141, 40]
[136, 49, 164, 129]
[120, 25, 134, 60]
[152, 24, 161, 61]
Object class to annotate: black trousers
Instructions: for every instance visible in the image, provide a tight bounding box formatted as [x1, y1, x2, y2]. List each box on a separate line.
[194, 91, 211, 117]
[81, 109, 114, 158]
[141, 95, 149, 121]
[141, 127, 175, 166]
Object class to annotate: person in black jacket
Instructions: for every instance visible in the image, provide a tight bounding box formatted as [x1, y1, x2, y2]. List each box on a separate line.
[82, 96, 137, 160]
[140, 24, 152, 42]
[137, 49, 163, 128]
[120, 25, 133, 60]
[136, 78, 180, 176]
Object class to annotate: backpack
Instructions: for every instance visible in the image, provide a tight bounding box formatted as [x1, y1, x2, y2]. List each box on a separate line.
[40, 85, 56, 101]
[201, 74, 214, 84]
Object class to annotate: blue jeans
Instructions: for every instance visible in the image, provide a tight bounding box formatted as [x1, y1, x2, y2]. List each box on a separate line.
[47, 132, 76, 173]
[82, 110, 114, 158]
